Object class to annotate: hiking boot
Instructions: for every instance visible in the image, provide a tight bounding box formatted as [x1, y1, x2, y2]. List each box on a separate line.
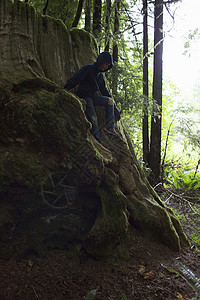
[100, 143, 107, 149]
[104, 127, 119, 136]
[100, 143, 111, 151]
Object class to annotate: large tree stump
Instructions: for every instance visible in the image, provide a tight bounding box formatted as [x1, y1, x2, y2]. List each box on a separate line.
[0, 0, 189, 260]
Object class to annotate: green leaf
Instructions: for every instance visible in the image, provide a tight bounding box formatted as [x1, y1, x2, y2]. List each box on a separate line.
[84, 289, 97, 300]
[166, 268, 180, 276]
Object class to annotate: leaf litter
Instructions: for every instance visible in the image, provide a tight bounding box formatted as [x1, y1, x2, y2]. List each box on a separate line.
[0, 188, 200, 300]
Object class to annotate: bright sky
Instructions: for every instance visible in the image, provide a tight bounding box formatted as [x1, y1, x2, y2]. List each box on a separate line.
[163, 0, 200, 98]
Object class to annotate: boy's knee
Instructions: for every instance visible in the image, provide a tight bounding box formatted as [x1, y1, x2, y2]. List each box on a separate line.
[86, 98, 93, 105]
[92, 116, 97, 121]
[108, 98, 115, 105]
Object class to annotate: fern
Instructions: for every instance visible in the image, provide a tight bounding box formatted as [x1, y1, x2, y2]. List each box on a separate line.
[179, 263, 200, 300]
[190, 234, 200, 247]
[164, 163, 200, 190]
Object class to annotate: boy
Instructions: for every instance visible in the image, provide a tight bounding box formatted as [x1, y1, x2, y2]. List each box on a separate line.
[64, 51, 118, 144]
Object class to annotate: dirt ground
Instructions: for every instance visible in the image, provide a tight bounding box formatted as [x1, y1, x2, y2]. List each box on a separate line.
[0, 189, 200, 300]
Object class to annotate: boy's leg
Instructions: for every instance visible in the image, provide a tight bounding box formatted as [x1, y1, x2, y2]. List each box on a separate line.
[84, 97, 102, 142]
[93, 94, 115, 129]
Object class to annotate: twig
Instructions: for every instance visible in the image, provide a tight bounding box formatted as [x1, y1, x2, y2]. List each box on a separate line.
[164, 193, 173, 203]
[166, 191, 200, 216]
[32, 285, 39, 299]
[153, 182, 162, 189]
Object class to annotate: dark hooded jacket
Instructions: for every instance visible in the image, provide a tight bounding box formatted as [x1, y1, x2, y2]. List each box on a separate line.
[64, 51, 113, 98]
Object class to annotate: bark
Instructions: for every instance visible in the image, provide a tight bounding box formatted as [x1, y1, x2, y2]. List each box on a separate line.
[112, 0, 120, 63]
[43, 0, 49, 15]
[112, 0, 120, 98]
[149, 0, 163, 183]
[161, 120, 174, 183]
[0, 0, 189, 260]
[72, 0, 85, 28]
[104, 0, 111, 51]
[142, 0, 150, 165]
[85, 0, 92, 32]
[92, 0, 102, 39]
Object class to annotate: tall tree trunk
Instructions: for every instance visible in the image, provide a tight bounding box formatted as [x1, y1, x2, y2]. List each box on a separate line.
[85, 0, 92, 32]
[104, 0, 111, 51]
[72, 0, 85, 28]
[93, 0, 102, 42]
[142, 0, 150, 165]
[112, 0, 120, 98]
[113, 0, 119, 63]
[149, 0, 164, 183]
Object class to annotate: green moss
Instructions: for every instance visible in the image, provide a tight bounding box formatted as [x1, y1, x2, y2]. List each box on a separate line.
[0, 78, 89, 156]
[0, 85, 11, 102]
[97, 169, 128, 237]
[0, 147, 46, 192]
[0, 203, 13, 227]
[114, 240, 131, 261]
[70, 28, 98, 54]
[127, 196, 181, 251]
[83, 167, 130, 258]
[70, 28, 98, 67]
[13, 77, 60, 94]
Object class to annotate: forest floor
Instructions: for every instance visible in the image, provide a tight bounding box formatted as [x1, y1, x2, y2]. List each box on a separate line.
[0, 188, 200, 300]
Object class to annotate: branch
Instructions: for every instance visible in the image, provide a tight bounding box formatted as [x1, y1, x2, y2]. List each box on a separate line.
[148, 0, 182, 4]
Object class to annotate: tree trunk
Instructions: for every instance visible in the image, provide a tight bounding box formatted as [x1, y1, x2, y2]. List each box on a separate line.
[92, 0, 102, 36]
[93, 0, 102, 46]
[0, 0, 189, 260]
[72, 0, 85, 28]
[43, 0, 49, 15]
[104, 0, 111, 51]
[149, 0, 163, 183]
[113, 0, 120, 63]
[85, 0, 92, 32]
[142, 0, 150, 165]
[112, 0, 120, 98]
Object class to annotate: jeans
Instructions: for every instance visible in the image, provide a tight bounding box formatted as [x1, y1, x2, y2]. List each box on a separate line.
[84, 94, 115, 143]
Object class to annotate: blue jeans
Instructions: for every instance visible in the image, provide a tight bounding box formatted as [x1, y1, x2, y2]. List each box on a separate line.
[84, 94, 115, 143]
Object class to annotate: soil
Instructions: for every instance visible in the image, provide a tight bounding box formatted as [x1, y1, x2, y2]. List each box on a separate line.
[0, 189, 200, 300]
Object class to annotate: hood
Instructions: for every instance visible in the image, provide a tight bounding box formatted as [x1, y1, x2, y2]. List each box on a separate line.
[95, 51, 113, 72]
